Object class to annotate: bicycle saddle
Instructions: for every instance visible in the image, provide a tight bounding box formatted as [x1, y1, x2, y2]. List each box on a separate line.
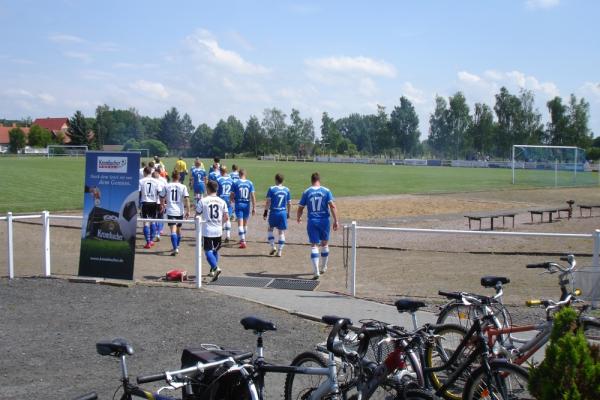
[395, 298, 426, 313]
[321, 315, 353, 326]
[480, 276, 510, 288]
[240, 316, 277, 333]
[96, 338, 134, 357]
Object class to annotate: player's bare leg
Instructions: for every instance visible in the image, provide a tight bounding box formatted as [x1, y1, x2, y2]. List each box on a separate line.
[267, 227, 276, 255]
[319, 240, 329, 274]
[310, 243, 320, 279]
[276, 229, 285, 257]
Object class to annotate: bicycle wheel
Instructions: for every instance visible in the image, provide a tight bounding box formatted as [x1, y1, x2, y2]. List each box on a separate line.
[462, 361, 531, 400]
[424, 324, 470, 400]
[437, 303, 477, 329]
[284, 351, 329, 400]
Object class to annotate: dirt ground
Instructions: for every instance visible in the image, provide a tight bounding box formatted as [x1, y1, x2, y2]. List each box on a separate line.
[2, 186, 599, 315]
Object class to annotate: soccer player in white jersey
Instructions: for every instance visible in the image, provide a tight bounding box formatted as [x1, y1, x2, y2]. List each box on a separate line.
[264, 173, 291, 257]
[196, 180, 229, 281]
[152, 170, 166, 241]
[297, 172, 339, 279]
[139, 167, 161, 249]
[139, 161, 146, 180]
[160, 171, 190, 256]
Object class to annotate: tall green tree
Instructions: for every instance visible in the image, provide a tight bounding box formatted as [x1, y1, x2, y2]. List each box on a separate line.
[261, 108, 287, 154]
[447, 92, 472, 159]
[567, 95, 592, 148]
[468, 103, 495, 156]
[287, 109, 315, 155]
[8, 127, 26, 153]
[546, 96, 569, 145]
[211, 116, 244, 155]
[67, 110, 90, 145]
[180, 113, 195, 152]
[428, 96, 450, 157]
[518, 89, 544, 145]
[243, 115, 265, 156]
[372, 105, 392, 155]
[390, 96, 421, 156]
[493, 87, 522, 158]
[93, 104, 111, 148]
[190, 123, 213, 157]
[320, 112, 342, 153]
[158, 107, 184, 150]
[27, 124, 53, 148]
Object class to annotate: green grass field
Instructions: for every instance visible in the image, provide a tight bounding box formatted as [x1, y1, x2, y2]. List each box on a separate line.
[0, 156, 597, 213]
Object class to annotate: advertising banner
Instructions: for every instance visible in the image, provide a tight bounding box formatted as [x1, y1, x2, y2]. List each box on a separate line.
[78, 151, 140, 279]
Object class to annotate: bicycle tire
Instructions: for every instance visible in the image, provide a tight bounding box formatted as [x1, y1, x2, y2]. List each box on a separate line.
[423, 324, 470, 400]
[284, 351, 329, 400]
[461, 360, 531, 400]
[437, 303, 512, 332]
[402, 388, 434, 400]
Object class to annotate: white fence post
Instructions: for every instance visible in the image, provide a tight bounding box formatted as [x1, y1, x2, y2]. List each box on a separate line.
[593, 229, 600, 270]
[195, 216, 202, 289]
[350, 220, 357, 297]
[42, 211, 51, 277]
[7, 212, 14, 279]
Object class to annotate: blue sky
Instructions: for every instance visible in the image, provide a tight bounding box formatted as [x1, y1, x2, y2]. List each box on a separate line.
[1, 0, 599, 138]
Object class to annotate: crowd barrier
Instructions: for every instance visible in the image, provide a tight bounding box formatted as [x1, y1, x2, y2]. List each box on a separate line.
[1, 211, 205, 289]
[344, 221, 600, 304]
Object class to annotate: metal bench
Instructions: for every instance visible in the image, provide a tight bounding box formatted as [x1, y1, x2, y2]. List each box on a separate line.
[465, 212, 516, 231]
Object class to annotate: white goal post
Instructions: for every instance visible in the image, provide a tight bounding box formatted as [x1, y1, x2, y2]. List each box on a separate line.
[46, 145, 88, 158]
[511, 144, 593, 187]
[129, 148, 150, 158]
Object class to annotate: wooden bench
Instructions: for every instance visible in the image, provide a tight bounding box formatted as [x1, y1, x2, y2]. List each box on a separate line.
[465, 212, 517, 231]
[529, 201, 574, 223]
[579, 204, 600, 217]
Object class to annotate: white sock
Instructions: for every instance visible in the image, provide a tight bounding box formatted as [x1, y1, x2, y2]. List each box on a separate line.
[224, 221, 231, 239]
[267, 231, 275, 248]
[320, 245, 330, 268]
[239, 228, 246, 242]
[311, 247, 320, 275]
[278, 232, 285, 253]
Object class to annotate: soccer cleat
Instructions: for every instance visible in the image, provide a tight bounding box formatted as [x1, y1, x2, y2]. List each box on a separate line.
[150, 241, 155, 247]
[153, 236, 160, 242]
[320, 265, 328, 274]
[269, 248, 277, 256]
[143, 243, 152, 249]
[208, 269, 215, 278]
[239, 242, 247, 249]
[312, 274, 320, 280]
[276, 251, 282, 257]
[171, 248, 179, 256]
[212, 268, 222, 282]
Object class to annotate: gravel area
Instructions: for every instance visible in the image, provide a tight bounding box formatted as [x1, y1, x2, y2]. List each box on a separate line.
[0, 278, 328, 400]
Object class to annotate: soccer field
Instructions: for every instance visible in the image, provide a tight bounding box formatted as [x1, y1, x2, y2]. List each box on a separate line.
[0, 156, 596, 213]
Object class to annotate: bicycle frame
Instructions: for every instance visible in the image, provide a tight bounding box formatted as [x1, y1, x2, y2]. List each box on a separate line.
[485, 321, 551, 365]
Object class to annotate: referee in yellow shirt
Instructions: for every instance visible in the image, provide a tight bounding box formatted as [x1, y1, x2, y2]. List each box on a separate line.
[175, 157, 188, 185]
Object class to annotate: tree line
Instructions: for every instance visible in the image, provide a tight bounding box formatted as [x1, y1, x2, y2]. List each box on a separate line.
[4, 86, 596, 160]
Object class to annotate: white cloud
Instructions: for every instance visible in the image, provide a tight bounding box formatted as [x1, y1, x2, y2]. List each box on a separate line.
[358, 77, 378, 97]
[457, 71, 482, 84]
[63, 51, 93, 63]
[49, 33, 85, 43]
[581, 82, 600, 98]
[186, 30, 269, 75]
[305, 56, 397, 78]
[4, 88, 56, 104]
[228, 31, 254, 51]
[457, 69, 559, 98]
[526, 0, 560, 9]
[402, 82, 427, 105]
[130, 80, 169, 99]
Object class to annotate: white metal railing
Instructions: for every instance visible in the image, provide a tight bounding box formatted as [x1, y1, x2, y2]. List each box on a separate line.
[2, 211, 204, 289]
[345, 221, 600, 297]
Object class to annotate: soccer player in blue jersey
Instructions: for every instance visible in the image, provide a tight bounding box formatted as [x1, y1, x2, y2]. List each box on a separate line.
[230, 164, 240, 182]
[190, 158, 207, 203]
[208, 157, 221, 180]
[230, 168, 256, 248]
[216, 165, 234, 242]
[297, 172, 339, 279]
[264, 173, 291, 257]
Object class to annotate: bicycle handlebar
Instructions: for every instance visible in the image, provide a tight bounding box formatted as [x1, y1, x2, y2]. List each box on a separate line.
[137, 352, 253, 384]
[438, 290, 462, 300]
[326, 319, 358, 361]
[526, 262, 550, 269]
[72, 392, 98, 400]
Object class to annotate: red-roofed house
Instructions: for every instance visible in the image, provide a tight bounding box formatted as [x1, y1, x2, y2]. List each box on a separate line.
[0, 123, 30, 149]
[33, 117, 70, 143]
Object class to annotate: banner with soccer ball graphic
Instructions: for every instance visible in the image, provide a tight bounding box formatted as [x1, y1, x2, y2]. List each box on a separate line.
[78, 151, 140, 279]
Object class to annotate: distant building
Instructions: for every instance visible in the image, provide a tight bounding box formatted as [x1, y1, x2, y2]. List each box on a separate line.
[0, 123, 31, 151]
[33, 117, 70, 143]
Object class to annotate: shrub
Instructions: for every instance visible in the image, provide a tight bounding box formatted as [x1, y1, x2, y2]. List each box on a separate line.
[8, 128, 26, 153]
[139, 139, 168, 157]
[529, 307, 600, 400]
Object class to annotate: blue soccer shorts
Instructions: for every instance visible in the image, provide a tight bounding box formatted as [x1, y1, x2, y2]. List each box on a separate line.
[220, 198, 233, 218]
[235, 203, 250, 220]
[268, 211, 288, 230]
[307, 218, 330, 244]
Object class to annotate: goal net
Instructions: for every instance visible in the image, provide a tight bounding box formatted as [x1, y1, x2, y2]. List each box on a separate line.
[512, 145, 597, 187]
[47, 145, 88, 157]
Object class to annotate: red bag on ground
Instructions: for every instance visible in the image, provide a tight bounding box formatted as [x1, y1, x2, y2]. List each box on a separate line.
[165, 269, 188, 282]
